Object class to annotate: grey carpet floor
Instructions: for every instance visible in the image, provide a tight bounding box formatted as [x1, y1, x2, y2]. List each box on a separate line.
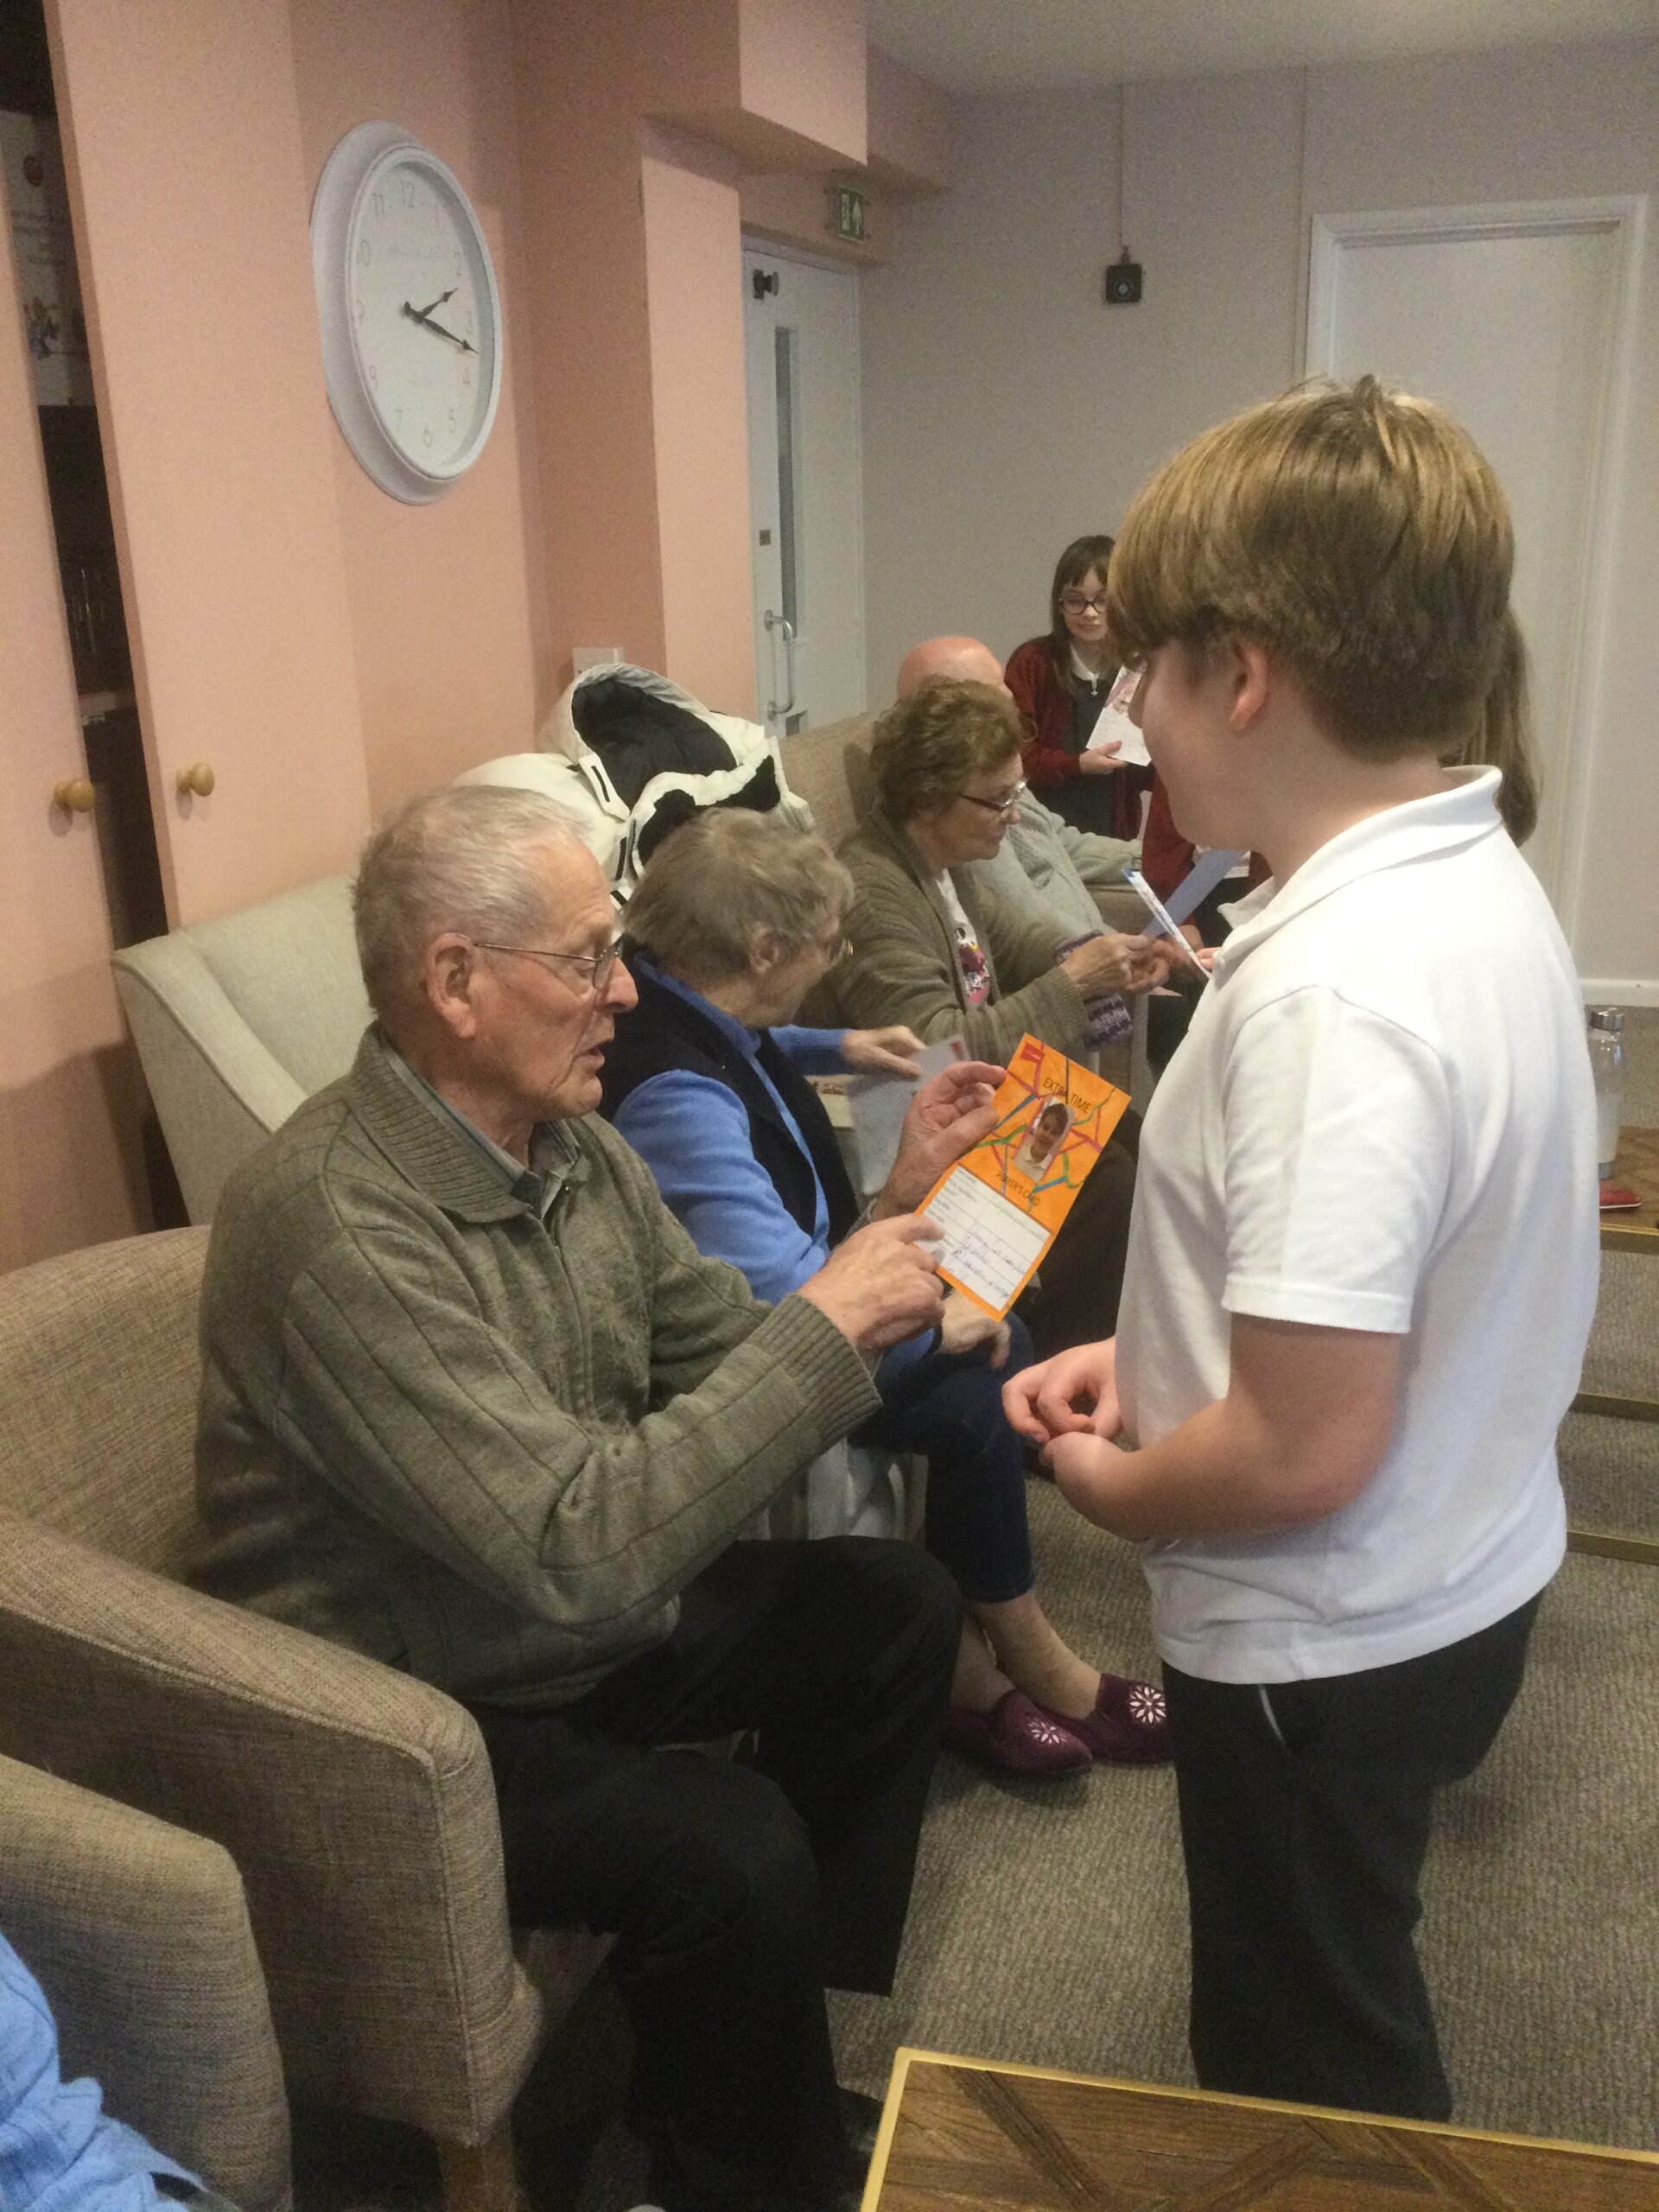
[295, 1012, 1659, 2208]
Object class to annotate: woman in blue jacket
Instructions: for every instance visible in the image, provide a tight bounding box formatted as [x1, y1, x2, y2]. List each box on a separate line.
[601, 806, 1168, 1777]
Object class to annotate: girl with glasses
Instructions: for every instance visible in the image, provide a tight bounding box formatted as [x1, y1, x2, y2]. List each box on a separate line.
[1005, 533, 1152, 841]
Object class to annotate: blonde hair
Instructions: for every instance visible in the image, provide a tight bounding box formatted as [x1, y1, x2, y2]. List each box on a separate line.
[869, 679, 1023, 822]
[1107, 376, 1516, 760]
[1445, 607, 1539, 845]
[624, 808, 851, 984]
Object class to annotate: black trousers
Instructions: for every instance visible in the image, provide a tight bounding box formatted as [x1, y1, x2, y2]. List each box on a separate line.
[1019, 1114, 1140, 1362]
[1164, 1594, 1541, 2121]
[468, 1538, 960, 2210]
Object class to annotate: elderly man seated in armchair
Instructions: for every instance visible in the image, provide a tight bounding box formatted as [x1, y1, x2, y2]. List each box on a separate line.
[190, 783, 1002, 2212]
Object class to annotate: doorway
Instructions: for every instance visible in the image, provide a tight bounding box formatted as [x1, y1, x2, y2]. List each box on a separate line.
[1306, 200, 1643, 943]
[742, 244, 866, 735]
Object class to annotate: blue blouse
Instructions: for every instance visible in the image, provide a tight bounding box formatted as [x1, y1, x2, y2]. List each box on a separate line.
[0, 1929, 200, 2211]
[610, 963, 847, 1306]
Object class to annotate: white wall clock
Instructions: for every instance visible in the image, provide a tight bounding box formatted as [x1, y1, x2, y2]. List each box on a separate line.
[311, 121, 503, 504]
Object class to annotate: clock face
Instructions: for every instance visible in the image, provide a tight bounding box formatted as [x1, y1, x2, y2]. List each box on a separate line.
[347, 156, 492, 478]
[312, 124, 503, 503]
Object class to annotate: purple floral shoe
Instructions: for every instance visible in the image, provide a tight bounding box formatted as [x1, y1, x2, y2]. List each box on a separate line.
[1033, 1673, 1172, 1764]
[943, 1689, 1092, 1776]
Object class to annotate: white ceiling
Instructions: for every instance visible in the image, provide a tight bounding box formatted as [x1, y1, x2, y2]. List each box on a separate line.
[865, 0, 1659, 94]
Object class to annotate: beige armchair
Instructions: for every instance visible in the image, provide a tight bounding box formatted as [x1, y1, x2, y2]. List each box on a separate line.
[111, 874, 369, 1223]
[0, 1227, 595, 2212]
[0, 1751, 290, 2211]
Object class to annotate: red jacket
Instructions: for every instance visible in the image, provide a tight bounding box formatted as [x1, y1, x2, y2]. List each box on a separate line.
[1005, 635, 1147, 841]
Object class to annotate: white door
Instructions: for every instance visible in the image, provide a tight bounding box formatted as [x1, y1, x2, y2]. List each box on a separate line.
[1307, 203, 1641, 929]
[743, 245, 866, 734]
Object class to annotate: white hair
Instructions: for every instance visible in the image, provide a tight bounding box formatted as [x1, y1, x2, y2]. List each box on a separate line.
[352, 784, 588, 1022]
[624, 808, 850, 984]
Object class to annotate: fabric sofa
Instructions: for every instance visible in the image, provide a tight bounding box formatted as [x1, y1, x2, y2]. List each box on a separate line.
[0, 1225, 577, 2212]
[0, 1750, 291, 2212]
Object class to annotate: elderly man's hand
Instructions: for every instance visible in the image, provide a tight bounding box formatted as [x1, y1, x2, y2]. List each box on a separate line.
[797, 1215, 945, 1354]
[842, 1024, 925, 1077]
[873, 1058, 1002, 1217]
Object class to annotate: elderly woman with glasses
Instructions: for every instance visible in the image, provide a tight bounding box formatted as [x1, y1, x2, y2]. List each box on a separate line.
[807, 677, 1169, 1366]
[601, 806, 1170, 1776]
[1006, 532, 1152, 839]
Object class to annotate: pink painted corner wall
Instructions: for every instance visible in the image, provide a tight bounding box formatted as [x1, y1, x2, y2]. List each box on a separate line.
[512, 0, 880, 715]
[641, 128, 756, 715]
[738, 0, 866, 165]
[47, 0, 372, 925]
[512, 0, 670, 690]
[289, 0, 552, 809]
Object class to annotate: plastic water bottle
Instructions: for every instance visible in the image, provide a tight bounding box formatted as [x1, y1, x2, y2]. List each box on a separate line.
[1587, 1006, 1624, 1181]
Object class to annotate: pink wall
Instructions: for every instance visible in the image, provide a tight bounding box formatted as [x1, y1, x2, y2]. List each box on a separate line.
[512, 0, 670, 686]
[738, 0, 866, 165]
[0, 224, 147, 1268]
[641, 129, 756, 714]
[47, 0, 372, 925]
[512, 0, 881, 711]
[289, 0, 552, 809]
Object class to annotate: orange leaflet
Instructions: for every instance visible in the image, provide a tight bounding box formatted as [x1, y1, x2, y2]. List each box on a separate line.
[918, 1033, 1131, 1317]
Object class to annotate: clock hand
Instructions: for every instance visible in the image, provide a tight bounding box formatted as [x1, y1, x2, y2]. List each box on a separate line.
[411, 286, 457, 319]
[400, 300, 478, 353]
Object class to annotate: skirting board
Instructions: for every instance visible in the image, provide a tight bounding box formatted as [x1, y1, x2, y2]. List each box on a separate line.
[1579, 979, 1659, 1008]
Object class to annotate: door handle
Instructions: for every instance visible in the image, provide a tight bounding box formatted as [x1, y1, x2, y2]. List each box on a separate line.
[764, 609, 797, 721]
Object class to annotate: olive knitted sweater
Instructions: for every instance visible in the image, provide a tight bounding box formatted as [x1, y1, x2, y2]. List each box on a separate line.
[192, 1027, 880, 1708]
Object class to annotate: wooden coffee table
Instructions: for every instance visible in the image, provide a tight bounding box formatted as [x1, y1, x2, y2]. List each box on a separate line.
[863, 2048, 1659, 2209]
[1567, 1125, 1659, 1565]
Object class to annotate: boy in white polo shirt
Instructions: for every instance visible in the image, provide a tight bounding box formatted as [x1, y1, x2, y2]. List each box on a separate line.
[1004, 377, 1599, 2120]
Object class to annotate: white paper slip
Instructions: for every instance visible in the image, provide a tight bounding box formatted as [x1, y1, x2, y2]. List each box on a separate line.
[924, 1170, 1050, 1315]
[1122, 869, 1210, 976]
[1084, 687, 1150, 767]
[843, 1039, 963, 1197]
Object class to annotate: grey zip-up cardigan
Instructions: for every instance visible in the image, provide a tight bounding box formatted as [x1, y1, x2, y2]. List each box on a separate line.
[192, 1027, 880, 1709]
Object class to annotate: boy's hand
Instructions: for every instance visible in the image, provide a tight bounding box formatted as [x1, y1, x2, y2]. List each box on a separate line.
[1045, 1432, 1133, 1528]
[1001, 1338, 1121, 1445]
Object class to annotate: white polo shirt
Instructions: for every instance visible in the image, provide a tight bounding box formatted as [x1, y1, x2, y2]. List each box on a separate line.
[1118, 769, 1599, 1683]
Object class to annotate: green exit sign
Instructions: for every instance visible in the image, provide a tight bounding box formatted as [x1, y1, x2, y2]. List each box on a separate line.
[830, 186, 867, 243]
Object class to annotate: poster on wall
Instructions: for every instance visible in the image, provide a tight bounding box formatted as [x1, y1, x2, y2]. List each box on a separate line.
[1, 110, 93, 405]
